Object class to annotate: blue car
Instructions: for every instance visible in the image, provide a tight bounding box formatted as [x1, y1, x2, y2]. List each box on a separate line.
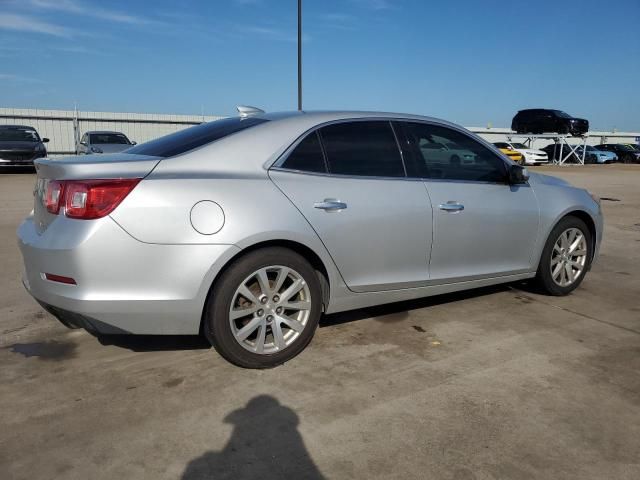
[576, 145, 618, 164]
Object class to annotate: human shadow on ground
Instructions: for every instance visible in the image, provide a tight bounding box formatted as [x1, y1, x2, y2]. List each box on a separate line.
[181, 395, 325, 480]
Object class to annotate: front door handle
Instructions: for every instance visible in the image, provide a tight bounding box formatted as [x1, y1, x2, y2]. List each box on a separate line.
[314, 199, 347, 211]
[439, 202, 464, 212]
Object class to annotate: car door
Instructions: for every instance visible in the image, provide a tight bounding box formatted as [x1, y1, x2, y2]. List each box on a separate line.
[270, 120, 433, 293]
[396, 121, 540, 282]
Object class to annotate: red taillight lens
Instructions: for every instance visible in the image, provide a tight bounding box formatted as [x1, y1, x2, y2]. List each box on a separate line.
[64, 179, 140, 219]
[45, 180, 65, 214]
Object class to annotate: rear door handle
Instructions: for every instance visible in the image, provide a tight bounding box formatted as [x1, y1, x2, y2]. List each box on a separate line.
[439, 202, 464, 212]
[314, 199, 347, 211]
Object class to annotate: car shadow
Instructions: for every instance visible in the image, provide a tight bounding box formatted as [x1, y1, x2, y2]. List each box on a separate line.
[96, 334, 211, 352]
[180, 395, 325, 480]
[96, 281, 531, 353]
[0, 166, 36, 174]
[321, 283, 515, 327]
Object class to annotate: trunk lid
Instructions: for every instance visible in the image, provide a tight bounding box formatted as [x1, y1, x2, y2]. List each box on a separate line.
[32, 153, 161, 234]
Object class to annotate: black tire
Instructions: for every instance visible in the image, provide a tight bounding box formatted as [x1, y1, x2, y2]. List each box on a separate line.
[204, 247, 322, 368]
[535, 216, 593, 296]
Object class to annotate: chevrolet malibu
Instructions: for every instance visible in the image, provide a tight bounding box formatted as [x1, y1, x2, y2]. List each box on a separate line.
[18, 109, 603, 368]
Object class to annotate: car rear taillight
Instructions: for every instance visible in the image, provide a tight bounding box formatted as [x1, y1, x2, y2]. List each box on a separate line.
[64, 179, 141, 219]
[44, 179, 140, 219]
[45, 180, 65, 214]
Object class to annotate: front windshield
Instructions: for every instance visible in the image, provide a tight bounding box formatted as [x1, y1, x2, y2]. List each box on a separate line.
[554, 110, 572, 119]
[617, 145, 634, 152]
[90, 133, 130, 145]
[0, 128, 40, 142]
[510, 143, 528, 149]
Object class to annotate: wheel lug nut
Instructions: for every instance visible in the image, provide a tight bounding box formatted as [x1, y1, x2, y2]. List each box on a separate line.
[257, 309, 264, 317]
[260, 297, 268, 304]
[266, 315, 274, 323]
[273, 295, 280, 302]
[276, 307, 283, 314]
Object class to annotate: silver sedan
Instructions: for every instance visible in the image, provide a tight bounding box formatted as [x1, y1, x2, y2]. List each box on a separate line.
[18, 109, 603, 368]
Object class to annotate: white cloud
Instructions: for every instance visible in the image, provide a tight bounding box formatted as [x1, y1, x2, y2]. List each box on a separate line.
[0, 13, 71, 37]
[0, 73, 44, 83]
[25, 0, 154, 25]
[351, 0, 395, 10]
[238, 25, 311, 43]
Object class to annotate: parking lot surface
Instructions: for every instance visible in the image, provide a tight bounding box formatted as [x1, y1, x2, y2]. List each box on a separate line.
[1, 165, 639, 479]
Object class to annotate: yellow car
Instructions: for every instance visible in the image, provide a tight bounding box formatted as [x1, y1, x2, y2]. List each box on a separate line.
[492, 142, 524, 164]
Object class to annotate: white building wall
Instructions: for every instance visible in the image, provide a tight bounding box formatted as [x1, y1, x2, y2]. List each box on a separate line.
[1, 107, 638, 157]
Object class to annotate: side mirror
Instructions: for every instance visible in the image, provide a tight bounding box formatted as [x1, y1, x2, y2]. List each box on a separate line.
[42, 138, 49, 143]
[509, 164, 529, 185]
[131, 141, 137, 145]
[80, 141, 87, 146]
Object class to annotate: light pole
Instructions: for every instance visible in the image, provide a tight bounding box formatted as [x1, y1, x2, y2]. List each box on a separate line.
[297, 0, 302, 111]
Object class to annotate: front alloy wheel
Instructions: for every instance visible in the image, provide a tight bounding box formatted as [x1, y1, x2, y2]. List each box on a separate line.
[535, 216, 593, 296]
[205, 247, 322, 368]
[550, 228, 588, 287]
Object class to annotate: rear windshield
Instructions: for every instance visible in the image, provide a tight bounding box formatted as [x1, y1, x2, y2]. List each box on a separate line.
[0, 128, 40, 142]
[90, 133, 130, 145]
[125, 117, 269, 158]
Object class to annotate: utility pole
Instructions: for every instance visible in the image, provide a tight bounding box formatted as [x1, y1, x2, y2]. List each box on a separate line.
[297, 0, 302, 111]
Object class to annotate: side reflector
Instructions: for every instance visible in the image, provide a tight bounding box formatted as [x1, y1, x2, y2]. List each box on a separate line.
[44, 273, 77, 285]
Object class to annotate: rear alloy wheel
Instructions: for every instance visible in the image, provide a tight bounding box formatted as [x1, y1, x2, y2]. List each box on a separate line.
[535, 216, 592, 295]
[205, 247, 322, 368]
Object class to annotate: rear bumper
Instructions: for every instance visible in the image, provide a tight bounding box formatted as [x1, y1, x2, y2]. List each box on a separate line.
[17, 215, 239, 335]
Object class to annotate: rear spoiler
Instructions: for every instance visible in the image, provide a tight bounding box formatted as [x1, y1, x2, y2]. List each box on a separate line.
[34, 154, 161, 180]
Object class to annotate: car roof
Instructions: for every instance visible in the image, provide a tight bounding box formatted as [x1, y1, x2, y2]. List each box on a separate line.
[86, 130, 128, 135]
[0, 124, 36, 130]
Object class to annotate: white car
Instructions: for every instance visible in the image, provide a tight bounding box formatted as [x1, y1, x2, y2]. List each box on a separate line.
[494, 142, 549, 166]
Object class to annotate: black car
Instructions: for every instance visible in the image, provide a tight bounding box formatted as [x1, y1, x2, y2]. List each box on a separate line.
[0, 125, 49, 167]
[597, 144, 640, 163]
[512, 109, 589, 136]
[540, 143, 593, 163]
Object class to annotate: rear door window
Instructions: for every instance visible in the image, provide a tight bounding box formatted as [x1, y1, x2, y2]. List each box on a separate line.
[319, 121, 405, 177]
[125, 117, 268, 158]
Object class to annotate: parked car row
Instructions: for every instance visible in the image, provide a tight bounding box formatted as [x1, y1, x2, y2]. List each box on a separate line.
[1, 123, 638, 169]
[0, 125, 135, 168]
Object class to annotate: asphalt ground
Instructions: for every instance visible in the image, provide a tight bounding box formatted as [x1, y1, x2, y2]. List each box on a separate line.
[1, 164, 639, 479]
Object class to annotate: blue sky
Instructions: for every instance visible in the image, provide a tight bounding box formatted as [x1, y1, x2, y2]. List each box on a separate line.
[1, 0, 639, 130]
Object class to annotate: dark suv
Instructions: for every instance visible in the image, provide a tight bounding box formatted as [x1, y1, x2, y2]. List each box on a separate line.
[512, 109, 589, 136]
[0, 125, 49, 167]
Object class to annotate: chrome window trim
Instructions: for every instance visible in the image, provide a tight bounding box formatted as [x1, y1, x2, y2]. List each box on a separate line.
[269, 166, 518, 186]
[270, 116, 514, 185]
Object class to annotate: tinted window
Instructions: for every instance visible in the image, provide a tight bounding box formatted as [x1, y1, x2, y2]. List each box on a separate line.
[493, 142, 509, 148]
[125, 117, 268, 158]
[0, 128, 39, 142]
[400, 122, 507, 183]
[282, 131, 327, 173]
[320, 121, 404, 177]
[90, 133, 130, 145]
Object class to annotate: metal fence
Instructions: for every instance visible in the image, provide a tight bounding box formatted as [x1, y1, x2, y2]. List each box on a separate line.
[1, 107, 638, 157]
[0, 108, 224, 156]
